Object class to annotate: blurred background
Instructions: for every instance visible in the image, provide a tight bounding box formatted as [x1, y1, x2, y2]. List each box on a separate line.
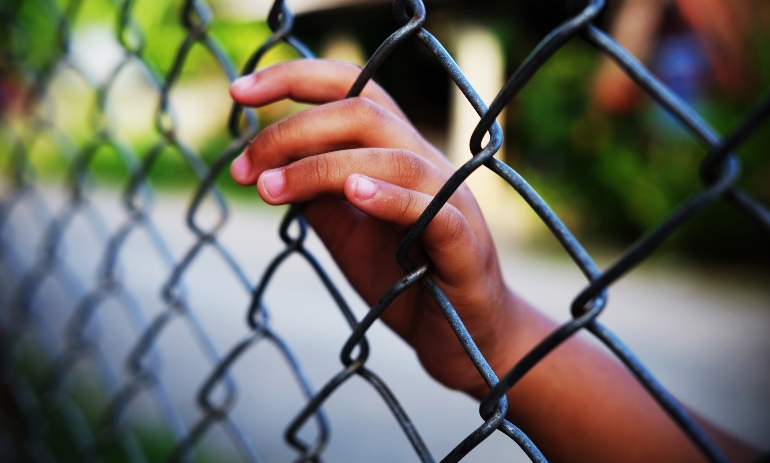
[1, 0, 769, 461]
[4, 0, 770, 259]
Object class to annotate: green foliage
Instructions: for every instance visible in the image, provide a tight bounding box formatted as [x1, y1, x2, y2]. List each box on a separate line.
[5, 0, 769, 262]
[8, 0, 61, 70]
[503, 30, 770, 262]
[2, 0, 296, 203]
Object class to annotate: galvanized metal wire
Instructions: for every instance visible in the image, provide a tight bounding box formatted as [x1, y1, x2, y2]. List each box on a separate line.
[0, 0, 768, 462]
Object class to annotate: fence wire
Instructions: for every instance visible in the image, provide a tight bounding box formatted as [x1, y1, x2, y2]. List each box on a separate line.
[0, 0, 768, 462]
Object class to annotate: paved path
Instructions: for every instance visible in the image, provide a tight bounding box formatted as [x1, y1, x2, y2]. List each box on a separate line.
[3, 189, 768, 461]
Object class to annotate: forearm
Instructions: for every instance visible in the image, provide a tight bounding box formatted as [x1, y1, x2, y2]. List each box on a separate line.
[469, 292, 760, 463]
[228, 58, 762, 463]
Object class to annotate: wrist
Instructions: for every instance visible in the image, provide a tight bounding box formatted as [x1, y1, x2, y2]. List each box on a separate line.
[463, 287, 528, 398]
[466, 287, 556, 401]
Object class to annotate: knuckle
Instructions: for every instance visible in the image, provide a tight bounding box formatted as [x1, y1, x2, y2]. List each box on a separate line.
[347, 96, 386, 126]
[439, 207, 466, 245]
[390, 150, 423, 188]
[262, 118, 289, 151]
[312, 155, 333, 185]
[400, 189, 420, 219]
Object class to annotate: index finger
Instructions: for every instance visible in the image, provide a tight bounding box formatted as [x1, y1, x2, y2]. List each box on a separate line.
[230, 59, 409, 121]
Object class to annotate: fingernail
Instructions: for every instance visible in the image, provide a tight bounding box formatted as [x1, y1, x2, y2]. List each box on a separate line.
[355, 175, 377, 200]
[231, 151, 251, 181]
[231, 74, 256, 94]
[260, 169, 285, 199]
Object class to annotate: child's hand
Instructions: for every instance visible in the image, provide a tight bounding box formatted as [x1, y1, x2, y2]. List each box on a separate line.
[229, 59, 760, 463]
[229, 59, 521, 396]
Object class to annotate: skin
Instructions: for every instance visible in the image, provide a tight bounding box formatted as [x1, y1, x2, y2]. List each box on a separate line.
[229, 59, 761, 463]
[593, 0, 756, 113]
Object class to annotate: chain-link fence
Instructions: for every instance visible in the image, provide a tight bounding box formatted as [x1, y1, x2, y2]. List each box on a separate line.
[0, 0, 768, 461]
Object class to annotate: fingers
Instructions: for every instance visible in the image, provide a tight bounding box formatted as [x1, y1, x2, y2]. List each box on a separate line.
[343, 174, 482, 288]
[256, 148, 446, 205]
[230, 59, 408, 121]
[230, 97, 452, 185]
[254, 147, 484, 229]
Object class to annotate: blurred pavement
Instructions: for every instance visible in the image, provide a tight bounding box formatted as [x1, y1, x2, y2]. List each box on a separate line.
[3, 188, 769, 462]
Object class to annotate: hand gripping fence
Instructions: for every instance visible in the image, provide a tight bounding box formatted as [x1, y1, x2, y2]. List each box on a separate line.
[0, 0, 768, 461]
